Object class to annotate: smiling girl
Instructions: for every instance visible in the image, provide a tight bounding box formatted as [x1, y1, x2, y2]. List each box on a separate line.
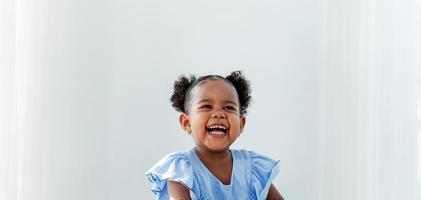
[146, 71, 284, 200]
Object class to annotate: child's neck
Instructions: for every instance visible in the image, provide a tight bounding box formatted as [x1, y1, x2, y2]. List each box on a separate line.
[194, 146, 231, 163]
[193, 146, 233, 185]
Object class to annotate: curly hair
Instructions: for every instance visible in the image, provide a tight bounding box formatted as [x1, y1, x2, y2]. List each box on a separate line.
[170, 71, 252, 115]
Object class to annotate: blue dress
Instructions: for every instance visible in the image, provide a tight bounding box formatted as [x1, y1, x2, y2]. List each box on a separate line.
[146, 149, 280, 200]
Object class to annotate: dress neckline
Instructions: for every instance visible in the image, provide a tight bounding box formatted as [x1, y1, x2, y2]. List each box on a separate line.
[191, 148, 235, 187]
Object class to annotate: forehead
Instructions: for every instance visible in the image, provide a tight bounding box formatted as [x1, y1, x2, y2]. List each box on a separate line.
[191, 79, 239, 104]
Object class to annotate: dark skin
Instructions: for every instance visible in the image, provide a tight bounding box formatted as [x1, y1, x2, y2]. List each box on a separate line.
[169, 79, 284, 200]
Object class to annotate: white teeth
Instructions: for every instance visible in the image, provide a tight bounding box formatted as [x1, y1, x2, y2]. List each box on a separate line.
[208, 125, 227, 130]
[207, 125, 227, 136]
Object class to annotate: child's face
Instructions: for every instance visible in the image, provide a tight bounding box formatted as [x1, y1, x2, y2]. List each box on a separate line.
[179, 79, 246, 153]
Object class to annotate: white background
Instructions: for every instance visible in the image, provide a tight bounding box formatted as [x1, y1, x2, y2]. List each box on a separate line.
[1, 0, 420, 199]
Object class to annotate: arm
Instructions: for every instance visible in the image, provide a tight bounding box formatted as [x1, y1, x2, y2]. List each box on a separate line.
[266, 183, 284, 200]
[167, 180, 192, 200]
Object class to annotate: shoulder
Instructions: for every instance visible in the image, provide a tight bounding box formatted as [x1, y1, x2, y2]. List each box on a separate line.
[232, 149, 280, 200]
[231, 149, 279, 166]
[145, 150, 195, 198]
[154, 150, 191, 167]
[146, 150, 193, 179]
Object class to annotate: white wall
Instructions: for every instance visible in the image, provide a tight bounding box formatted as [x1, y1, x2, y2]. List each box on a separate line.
[1, 0, 420, 200]
[320, 0, 421, 199]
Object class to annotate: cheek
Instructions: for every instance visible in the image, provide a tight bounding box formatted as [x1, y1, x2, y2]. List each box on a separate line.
[190, 116, 208, 129]
[229, 118, 241, 129]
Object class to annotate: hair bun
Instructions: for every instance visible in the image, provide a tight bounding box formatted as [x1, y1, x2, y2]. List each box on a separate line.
[226, 71, 252, 115]
[170, 75, 196, 113]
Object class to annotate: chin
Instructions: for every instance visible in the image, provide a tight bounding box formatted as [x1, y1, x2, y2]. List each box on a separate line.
[205, 146, 230, 153]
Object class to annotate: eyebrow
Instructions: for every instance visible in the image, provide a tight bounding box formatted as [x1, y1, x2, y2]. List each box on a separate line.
[197, 99, 238, 106]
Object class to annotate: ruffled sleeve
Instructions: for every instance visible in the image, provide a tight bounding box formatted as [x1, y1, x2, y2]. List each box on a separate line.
[249, 151, 280, 200]
[145, 151, 194, 199]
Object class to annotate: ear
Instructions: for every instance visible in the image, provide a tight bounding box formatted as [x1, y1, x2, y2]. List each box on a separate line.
[179, 113, 191, 134]
[239, 116, 246, 133]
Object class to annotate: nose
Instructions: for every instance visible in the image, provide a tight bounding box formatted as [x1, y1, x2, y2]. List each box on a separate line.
[212, 110, 226, 118]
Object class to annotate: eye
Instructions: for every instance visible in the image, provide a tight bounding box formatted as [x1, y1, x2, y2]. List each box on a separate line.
[199, 105, 211, 109]
[225, 106, 236, 111]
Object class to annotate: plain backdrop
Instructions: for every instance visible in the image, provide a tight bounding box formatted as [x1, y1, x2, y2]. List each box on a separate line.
[1, 0, 420, 200]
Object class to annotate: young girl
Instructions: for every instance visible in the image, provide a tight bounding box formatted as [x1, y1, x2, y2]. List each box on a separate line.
[146, 71, 284, 200]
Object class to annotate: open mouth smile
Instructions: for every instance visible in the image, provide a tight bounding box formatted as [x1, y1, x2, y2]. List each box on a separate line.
[206, 124, 228, 137]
